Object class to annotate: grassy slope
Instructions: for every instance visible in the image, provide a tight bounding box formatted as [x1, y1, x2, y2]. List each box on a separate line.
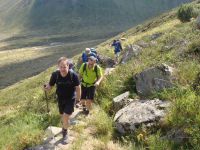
[0, 1, 200, 149]
[0, 0, 191, 89]
[0, 0, 191, 35]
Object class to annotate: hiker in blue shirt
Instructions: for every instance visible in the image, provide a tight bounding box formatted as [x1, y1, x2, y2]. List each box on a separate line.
[111, 39, 123, 64]
[82, 48, 97, 63]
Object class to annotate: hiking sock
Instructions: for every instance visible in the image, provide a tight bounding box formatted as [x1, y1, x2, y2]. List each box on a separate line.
[85, 109, 89, 115]
[62, 128, 68, 137]
[82, 105, 87, 111]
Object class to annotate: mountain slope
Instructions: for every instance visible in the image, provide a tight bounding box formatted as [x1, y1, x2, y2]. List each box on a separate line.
[0, 0, 200, 149]
[0, 0, 192, 37]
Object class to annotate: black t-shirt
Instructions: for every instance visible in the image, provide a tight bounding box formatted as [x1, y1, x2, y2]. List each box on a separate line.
[49, 70, 80, 102]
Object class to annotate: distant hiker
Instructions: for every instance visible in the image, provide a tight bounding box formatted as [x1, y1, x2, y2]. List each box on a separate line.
[81, 48, 97, 63]
[44, 57, 81, 144]
[111, 39, 123, 64]
[90, 47, 100, 63]
[68, 59, 75, 72]
[90, 47, 97, 55]
[79, 56, 103, 115]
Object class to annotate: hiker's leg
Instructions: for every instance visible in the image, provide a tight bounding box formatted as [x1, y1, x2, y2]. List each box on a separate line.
[62, 113, 70, 130]
[81, 99, 86, 106]
[81, 85, 87, 107]
[85, 86, 95, 110]
[116, 52, 120, 64]
[114, 53, 118, 64]
[86, 99, 93, 110]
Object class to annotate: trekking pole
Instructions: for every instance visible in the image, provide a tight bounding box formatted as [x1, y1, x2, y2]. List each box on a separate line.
[44, 85, 56, 145]
[44, 85, 50, 113]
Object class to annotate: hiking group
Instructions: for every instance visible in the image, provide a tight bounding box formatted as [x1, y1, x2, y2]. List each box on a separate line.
[44, 40, 123, 144]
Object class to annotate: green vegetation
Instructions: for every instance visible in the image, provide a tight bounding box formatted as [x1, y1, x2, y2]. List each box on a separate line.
[177, 4, 195, 22]
[187, 39, 200, 56]
[1, 0, 200, 149]
[0, 0, 191, 89]
[0, 0, 191, 37]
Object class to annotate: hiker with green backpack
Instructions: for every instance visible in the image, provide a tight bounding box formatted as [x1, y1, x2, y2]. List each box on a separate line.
[79, 56, 103, 115]
[44, 57, 81, 144]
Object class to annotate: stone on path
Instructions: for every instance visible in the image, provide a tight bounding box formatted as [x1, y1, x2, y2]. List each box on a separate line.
[27, 108, 83, 150]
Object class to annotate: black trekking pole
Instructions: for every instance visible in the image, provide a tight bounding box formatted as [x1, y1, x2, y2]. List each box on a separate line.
[44, 85, 50, 113]
[43, 85, 55, 142]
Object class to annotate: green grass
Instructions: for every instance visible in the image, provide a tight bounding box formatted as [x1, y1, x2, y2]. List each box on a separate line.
[1, 1, 200, 149]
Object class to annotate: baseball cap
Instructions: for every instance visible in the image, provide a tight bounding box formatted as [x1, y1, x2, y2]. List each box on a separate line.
[88, 56, 97, 61]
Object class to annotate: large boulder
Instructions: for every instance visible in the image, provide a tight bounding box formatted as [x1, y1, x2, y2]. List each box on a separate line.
[113, 91, 132, 112]
[114, 99, 170, 134]
[134, 64, 175, 97]
[197, 15, 200, 29]
[121, 44, 143, 64]
[98, 54, 115, 67]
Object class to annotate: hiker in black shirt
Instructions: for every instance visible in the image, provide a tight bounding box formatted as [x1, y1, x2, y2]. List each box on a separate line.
[44, 57, 81, 144]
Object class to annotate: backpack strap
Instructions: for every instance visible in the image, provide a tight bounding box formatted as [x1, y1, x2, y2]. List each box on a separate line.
[55, 70, 59, 84]
[83, 63, 87, 76]
[94, 65, 99, 79]
[55, 70, 74, 84]
[69, 70, 74, 83]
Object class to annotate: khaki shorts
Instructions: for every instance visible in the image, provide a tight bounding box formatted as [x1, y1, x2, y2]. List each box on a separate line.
[115, 52, 120, 58]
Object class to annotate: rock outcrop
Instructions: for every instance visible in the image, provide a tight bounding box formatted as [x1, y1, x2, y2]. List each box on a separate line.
[98, 54, 115, 67]
[113, 91, 132, 112]
[121, 44, 143, 64]
[134, 64, 174, 97]
[114, 99, 170, 134]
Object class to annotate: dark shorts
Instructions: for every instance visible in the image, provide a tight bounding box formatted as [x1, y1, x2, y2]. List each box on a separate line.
[81, 85, 96, 100]
[57, 99, 75, 115]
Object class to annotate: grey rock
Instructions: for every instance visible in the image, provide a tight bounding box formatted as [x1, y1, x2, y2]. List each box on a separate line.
[113, 91, 132, 111]
[137, 41, 149, 48]
[121, 44, 142, 64]
[114, 99, 170, 134]
[134, 64, 174, 97]
[163, 128, 189, 144]
[150, 32, 163, 40]
[104, 68, 115, 76]
[98, 54, 115, 67]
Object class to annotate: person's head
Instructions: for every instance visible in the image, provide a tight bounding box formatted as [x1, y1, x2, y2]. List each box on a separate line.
[85, 48, 91, 55]
[88, 56, 97, 66]
[113, 40, 117, 43]
[57, 57, 69, 74]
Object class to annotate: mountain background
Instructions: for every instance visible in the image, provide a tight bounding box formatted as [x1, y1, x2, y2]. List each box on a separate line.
[0, 0, 200, 149]
[0, 0, 192, 38]
[0, 0, 192, 89]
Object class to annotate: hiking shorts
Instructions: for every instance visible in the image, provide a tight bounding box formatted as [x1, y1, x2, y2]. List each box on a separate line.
[81, 85, 96, 100]
[57, 99, 75, 115]
[115, 52, 120, 58]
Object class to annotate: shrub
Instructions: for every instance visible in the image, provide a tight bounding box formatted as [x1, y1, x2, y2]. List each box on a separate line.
[177, 5, 194, 22]
[193, 72, 200, 95]
[187, 39, 200, 55]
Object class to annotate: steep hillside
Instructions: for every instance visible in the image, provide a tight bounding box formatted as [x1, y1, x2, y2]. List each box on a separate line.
[0, 0, 200, 149]
[0, 0, 192, 89]
[0, 0, 191, 37]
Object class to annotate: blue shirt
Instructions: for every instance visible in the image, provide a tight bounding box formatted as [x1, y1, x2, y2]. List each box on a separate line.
[82, 52, 97, 63]
[112, 41, 122, 53]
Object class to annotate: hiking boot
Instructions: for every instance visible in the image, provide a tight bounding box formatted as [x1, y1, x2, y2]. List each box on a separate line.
[84, 109, 89, 115]
[83, 107, 87, 112]
[82, 106, 90, 115]
[62, 129, 68, 145]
